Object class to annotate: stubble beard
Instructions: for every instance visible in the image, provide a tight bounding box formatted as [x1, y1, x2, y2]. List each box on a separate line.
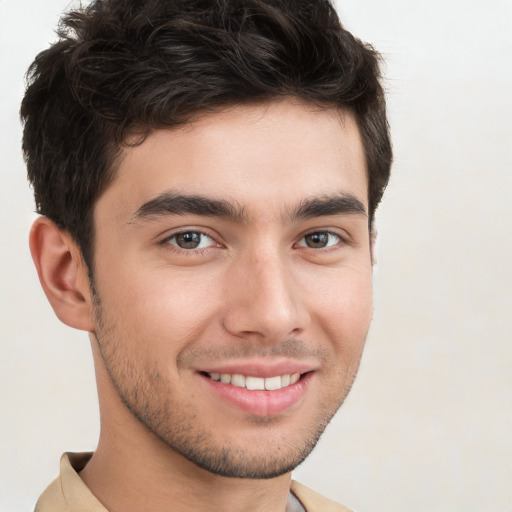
[91, 292, 362, 479]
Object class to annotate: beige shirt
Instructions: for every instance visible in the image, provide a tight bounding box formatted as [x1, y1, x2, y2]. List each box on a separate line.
[34, 452, 352, 512]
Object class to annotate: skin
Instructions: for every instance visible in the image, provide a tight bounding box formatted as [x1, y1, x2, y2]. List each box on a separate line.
[31, 99, 373, 512]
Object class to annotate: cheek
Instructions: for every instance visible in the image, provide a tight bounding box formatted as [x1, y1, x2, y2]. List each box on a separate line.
[93, 263, 222, 355]
[306, 265, 373, 352]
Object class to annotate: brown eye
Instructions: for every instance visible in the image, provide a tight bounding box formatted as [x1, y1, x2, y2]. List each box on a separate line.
[175, 232, 201, 249]
[168, 231, 214, 250]
[300, 232, 340, 249]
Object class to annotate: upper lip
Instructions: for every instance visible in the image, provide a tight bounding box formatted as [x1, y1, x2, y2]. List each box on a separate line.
[196, 359, 317, 378]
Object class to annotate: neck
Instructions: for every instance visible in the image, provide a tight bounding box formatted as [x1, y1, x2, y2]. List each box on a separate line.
[80, 338, 292, 512]
[80, 441, 292, 512]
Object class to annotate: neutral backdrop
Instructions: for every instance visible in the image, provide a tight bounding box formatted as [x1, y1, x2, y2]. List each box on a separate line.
[1, 1, 511, 511]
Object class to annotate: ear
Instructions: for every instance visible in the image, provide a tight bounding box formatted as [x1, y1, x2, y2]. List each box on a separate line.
[29, 217, 95, 331]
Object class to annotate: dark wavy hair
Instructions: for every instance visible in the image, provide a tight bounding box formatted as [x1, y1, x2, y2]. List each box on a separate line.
[21, 0, 392, 270]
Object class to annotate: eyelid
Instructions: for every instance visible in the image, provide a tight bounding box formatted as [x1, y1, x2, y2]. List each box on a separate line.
[157, 225, 219, 242]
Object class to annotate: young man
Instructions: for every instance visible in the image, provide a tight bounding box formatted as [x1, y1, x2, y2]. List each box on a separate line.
[21, 0, 392, 510]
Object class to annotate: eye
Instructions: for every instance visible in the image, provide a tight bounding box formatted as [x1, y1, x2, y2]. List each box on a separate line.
[298, 231, 341, 249]
[166, 231, 216, 250]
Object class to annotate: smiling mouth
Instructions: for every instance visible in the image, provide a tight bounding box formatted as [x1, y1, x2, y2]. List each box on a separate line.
[204, 372, 302, 391]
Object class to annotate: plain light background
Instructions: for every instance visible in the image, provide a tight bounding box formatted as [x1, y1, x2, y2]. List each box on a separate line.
[1, 1, 511, 511]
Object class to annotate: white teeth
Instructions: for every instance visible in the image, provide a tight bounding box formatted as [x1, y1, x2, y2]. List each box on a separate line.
[207, 372, 303, 390]
[265, 376, 282, 390]
[231, 374, 246, 388]
[246, 376, 265, 390]
[220, 373, 231, 384]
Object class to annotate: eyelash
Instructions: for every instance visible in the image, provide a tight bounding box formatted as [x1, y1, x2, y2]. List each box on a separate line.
[160, 229, 347, 256]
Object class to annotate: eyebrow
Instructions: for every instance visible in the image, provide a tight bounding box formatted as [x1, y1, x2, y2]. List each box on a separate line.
[129, 190, 366, 225]
[287, 193, 367, 222]
[130, 192, 247, 223]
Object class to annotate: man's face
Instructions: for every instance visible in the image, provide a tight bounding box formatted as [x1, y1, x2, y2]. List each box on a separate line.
[89, 100, 372, 478]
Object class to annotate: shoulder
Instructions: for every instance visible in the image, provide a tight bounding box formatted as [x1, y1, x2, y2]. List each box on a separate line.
[291, 481, 354, 512]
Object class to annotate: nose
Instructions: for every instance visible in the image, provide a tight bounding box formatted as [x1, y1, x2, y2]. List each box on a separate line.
[221, 248, 310, 342]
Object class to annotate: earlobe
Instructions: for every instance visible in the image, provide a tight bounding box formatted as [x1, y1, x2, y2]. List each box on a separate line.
[29, 217, 95, 332]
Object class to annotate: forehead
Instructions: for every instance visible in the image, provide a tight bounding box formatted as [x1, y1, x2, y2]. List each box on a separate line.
[96, 100, 368, 223]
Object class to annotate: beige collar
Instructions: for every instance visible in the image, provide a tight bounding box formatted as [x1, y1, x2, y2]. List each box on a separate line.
[35, 452, 352, 512]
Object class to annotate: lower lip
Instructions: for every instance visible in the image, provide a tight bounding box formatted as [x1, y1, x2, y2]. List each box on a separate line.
[199, 373, 313, 417]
